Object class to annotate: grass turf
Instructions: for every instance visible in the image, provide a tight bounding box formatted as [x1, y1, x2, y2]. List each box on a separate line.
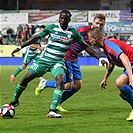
[0, 66, 133, 133]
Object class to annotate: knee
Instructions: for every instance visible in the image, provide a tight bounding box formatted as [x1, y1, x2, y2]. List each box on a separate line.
[22, 64, 27, 69]
[64, 83, 73, 90]
[19, 73, 33, 86]
[115, 79, 125, 89]
[56, 79, 64, 90]
[19, 75, 28, 86]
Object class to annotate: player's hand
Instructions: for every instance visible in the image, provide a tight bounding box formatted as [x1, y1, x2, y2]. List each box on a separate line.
[40, 47, 44, 51]
[39, 47, 45, 54]
[11, 48, 20, 57]
[100, 79, 107, 89]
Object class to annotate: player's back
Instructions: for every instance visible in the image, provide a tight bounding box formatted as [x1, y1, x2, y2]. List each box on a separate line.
[106, 39, 133, 63]
[110, 39, 133, 63]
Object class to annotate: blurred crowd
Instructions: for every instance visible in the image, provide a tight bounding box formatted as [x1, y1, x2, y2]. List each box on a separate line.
[0, 24, 132, 58]
[0, 24, 47, 46]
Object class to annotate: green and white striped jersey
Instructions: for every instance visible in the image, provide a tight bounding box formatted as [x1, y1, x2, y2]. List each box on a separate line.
[39, 23, 84, 62]
[26, 32, 41, 56]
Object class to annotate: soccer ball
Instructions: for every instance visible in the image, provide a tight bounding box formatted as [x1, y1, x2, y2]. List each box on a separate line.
[0, 104, 15, 118]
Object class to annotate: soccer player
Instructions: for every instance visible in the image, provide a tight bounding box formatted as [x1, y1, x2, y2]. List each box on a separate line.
[9, 10, 106, 118]
[88, 27, 133, 121]
[10, 25, 45, 83]
[35, 14, 106, 112]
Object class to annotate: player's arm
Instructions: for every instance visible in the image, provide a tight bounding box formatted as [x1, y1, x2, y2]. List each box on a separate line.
[11, 35, 40, 57]
[119, 53, 133, 87]
[81, 41, 108, 66]
[74, 29, 108, 66]
[82, 41, 100, 59]
[100, 62, 115, 89]
[30, 44, 44, 51]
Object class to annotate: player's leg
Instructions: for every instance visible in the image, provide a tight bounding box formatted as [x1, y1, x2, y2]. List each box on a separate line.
[116, 71, 133, 121]
[35, 78, 61, 97]
[35, 60, 74, 95]
[10, 60, 45, 107]
[10, 64, 27, 83]
[47, 63, 66, 118]
[10, 71, 35, 106]
[10, 52, 31, 83]
[59, 61, 82, 105]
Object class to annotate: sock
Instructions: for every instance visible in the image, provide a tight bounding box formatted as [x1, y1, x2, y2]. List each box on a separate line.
[50, 88, 63, 111]
[12, 84, 26, 102]
[59, 87, 78, 104]
[13, 66, 24, 77]
[120, 85, 133, 110]
[44, 80, 56, 88]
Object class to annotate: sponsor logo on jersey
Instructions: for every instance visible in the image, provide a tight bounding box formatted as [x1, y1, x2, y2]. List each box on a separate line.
[53, 34, 69, 41]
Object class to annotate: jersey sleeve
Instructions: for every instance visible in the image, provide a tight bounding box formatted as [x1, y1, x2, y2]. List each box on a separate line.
[104, 40, 123, 59]
[76, 25, 91, 36]
[72, 28, 85, 44]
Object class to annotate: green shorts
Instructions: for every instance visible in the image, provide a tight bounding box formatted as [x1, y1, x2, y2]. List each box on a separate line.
[28, 59, 66, 78]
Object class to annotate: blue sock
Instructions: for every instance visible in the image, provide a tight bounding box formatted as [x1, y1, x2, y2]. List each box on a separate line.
[59, 87, 78, 104]
[45, 80, 56, 88]
[120, 85, 133, 110]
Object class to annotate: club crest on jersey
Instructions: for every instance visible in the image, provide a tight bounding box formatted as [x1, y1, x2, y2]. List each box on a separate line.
[67, 34, 71, 38]
[69, 74, 73, 79]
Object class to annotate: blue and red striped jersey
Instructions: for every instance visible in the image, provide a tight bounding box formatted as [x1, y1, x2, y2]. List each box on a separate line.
[64, 25, 91, 62]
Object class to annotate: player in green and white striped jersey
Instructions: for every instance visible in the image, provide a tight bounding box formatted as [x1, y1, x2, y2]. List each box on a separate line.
[10, 25, 45, 83]
[9, 10, 105, 118]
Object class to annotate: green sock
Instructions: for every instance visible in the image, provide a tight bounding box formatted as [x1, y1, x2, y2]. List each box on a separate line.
[50, 88, 63, 110]
[13, 66, 24, 77]
[12, 84, 26, 102]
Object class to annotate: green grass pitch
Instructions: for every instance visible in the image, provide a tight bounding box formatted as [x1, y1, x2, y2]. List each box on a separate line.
[0, 66, 133, 133]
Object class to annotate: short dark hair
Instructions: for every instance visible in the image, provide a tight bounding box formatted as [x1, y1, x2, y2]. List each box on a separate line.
[40, 25, 45, 29]
[88, 27, 103, 38]
[60, 10, 72, 18]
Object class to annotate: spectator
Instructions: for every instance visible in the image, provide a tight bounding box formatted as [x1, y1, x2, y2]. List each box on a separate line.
[29, 25, 35, 38]
[16, 24, 23, 35]
[107, 29, 114, 39]
[0, 31, 3, 44]
[6, 27, 15, 44]
[24, 24, 30, 40]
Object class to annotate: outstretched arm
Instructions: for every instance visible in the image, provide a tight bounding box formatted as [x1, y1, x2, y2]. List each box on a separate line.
[100, 62, 114, 89]
[11, 35, 40, 57]
[30, 44, 44, 51]
[81, 41, 108, 66]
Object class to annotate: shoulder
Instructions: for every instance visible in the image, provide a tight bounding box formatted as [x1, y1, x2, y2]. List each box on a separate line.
[45, 24, 58, 29]
[68, 27, 78, 33]
[76, 25, 91, 33]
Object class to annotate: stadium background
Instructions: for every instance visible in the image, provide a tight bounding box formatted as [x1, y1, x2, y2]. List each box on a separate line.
[0, 0, 133, 65]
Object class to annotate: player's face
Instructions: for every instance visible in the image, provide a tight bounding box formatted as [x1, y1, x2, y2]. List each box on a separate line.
[88, 33, 101, 47]
[59, 12, 71, 30]
[92, 18, 105, 30]
[88, 34, 97, 46]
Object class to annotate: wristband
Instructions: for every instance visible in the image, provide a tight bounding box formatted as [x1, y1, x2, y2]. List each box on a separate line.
[99, 58, 103, 62]
[99, 58, 107, 67]
[18, 46, 21, 50]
